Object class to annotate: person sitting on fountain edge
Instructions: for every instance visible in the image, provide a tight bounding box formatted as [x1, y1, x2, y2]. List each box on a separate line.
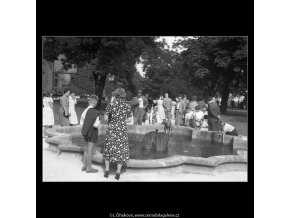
[81, 95, 101, 173]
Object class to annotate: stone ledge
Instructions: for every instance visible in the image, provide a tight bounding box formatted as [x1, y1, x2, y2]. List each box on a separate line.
[44, 125, 248, 169]
[91, 150, 247, 168]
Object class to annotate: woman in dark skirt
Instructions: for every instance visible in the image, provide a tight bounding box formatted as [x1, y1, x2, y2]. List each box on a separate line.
[103, 88, 131, 180]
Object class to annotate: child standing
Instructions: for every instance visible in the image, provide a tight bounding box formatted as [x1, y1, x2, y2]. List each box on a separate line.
[152, 106, 160, 124]
[185, 109, 195, 127]
[126, 112, 134, 125]
[81, 95, 101, 173]
[193, 105, 205, 129]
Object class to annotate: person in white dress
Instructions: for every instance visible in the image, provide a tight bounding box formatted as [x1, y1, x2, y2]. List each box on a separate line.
[43, 92, 54, 137]
[171, 101, 176, 125]
[68, 92, 78, 125]
[156, 95, 165, 124]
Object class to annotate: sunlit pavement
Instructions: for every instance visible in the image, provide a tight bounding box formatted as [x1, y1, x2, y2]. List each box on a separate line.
[42, 139, 247, 182]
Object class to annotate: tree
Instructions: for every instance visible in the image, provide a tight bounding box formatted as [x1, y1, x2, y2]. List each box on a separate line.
[43, 37, 158, 107]
[140, 42, 206, 100]
[176, 36, 247, 114]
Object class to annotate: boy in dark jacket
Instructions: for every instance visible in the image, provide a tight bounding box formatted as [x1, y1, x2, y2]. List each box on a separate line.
[81, 95, 101, 173]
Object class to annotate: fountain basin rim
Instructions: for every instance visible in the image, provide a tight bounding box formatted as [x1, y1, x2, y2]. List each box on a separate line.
[92, 150, 246, 168]
[45, 125, 247, 169]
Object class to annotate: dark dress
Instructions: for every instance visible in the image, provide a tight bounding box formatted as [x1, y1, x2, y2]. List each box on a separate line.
[103, 99, 131, 162]
[81, 108, 101, 143]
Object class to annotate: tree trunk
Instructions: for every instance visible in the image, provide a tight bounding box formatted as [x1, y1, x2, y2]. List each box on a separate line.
[94, 73, 107, 110]
[220, 76, 232, 115]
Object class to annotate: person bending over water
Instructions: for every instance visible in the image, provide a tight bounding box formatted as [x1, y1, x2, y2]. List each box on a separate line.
[220, 121, 238, 136]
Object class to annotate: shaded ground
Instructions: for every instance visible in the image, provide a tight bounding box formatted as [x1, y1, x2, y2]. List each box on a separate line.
[52, 100, 248, 136]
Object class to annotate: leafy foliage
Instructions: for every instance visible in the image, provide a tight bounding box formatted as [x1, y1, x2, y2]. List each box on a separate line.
[43, 37, 159, 105]
[43, 36, 247, 114]
[176, 36, 247, 113]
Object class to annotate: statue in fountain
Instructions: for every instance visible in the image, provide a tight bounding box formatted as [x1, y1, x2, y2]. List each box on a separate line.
[142, 119, 172, 153]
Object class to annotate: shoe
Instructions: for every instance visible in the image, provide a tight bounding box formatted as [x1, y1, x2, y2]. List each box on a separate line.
[81, 166, 86, 171]
[115, 172, 120, 180]
[104, 170, 109, 178]
[86, 168, 98, 173]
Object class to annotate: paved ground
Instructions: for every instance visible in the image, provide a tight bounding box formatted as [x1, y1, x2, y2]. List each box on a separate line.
[42, 140, 247, 182]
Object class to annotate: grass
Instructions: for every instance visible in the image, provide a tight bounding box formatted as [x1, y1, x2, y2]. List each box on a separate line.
[52, 100, 248, 136]
[220, 109, 248, 136]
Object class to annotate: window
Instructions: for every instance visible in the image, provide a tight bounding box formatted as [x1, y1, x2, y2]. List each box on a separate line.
[43, 71, 44, 75]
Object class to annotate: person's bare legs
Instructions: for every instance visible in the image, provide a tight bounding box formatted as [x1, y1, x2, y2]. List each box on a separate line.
[104, 159, 110, 178]
[116, 161, 122, 173]
[105, 159, 110, 171]
[81, 147, 87, 171]
[115, 161, 122, 180]
[86, 142, 98, 173]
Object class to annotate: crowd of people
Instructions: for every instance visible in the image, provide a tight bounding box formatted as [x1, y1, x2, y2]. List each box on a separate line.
[128, 90, 237, 133]
[43, 88, 239, 180]
[43, 88, 239, 138]
[228, 93, 247, 110]
[42, 89, 79, 137]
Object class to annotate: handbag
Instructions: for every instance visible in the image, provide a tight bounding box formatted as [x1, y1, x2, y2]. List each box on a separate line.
[93, 116, 100, 128]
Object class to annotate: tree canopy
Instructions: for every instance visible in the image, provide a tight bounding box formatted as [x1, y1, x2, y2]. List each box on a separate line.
[43, 36, 247, 113]
[43, 37, 161, 106]
[140, 36, 247, 113]
[176, 36, 247, 113]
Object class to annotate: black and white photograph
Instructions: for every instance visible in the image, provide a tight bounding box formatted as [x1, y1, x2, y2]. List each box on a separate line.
[42, 36, 248, 182]
[11, 0, 290, 217]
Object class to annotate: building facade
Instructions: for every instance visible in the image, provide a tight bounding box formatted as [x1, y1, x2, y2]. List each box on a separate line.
[42, 55, 77, 93]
